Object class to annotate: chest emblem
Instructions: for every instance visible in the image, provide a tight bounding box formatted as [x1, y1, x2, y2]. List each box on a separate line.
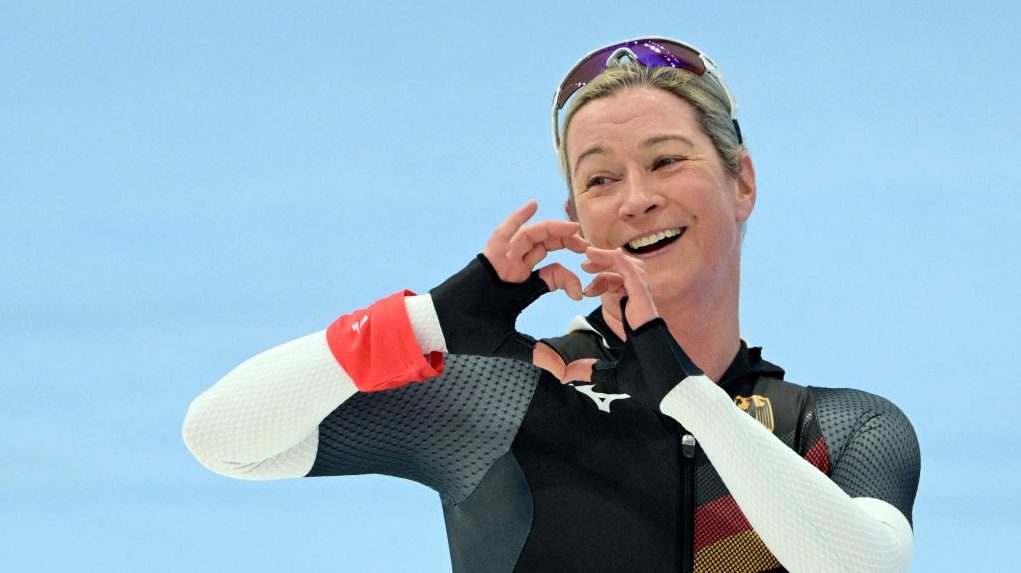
[734, 395, 775, 431]
[571, 384, 631, 413]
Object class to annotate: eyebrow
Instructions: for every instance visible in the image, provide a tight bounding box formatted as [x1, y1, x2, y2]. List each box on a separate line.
[572, 146, 607, 178]
[641, 134, 696, 148]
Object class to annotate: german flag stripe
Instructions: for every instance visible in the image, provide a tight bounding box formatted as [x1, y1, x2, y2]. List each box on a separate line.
[694, 529, 781, 573]
[694, 495, 752, 552]
[803, 436, 830, 475]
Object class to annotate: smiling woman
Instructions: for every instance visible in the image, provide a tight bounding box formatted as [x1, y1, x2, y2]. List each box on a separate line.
[183, 37, 919, 573]
[564, 87, 754, 343]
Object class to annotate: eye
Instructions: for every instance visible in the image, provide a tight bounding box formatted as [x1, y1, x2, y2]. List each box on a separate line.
[585, 175, 612, 189]
[653, 156, 684, 170]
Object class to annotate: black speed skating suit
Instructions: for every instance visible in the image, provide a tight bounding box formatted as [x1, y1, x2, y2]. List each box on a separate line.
[308, 307, 920, 573]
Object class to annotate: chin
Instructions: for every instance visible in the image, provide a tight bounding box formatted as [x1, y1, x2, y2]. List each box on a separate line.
[648, 271, 694, 305]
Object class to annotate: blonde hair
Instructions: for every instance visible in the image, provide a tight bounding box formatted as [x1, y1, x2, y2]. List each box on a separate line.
[558, 64, 744, 219]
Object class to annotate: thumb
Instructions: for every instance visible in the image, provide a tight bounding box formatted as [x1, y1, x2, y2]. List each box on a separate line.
[588, 359, 623, 394]
[538, 262, 583, 301]
[561, 358, 598, 384]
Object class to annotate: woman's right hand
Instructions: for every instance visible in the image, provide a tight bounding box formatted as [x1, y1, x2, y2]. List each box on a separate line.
[429, 201, 589, 362]
[482, 200, 589, 299]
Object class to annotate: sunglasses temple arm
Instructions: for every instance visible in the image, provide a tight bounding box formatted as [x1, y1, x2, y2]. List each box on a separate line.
[552, 106, 561, 150]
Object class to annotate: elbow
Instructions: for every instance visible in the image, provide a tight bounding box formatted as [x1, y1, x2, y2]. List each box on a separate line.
[850, 497, 915, 573]
[182, 399, 317, 481]
[181, 398, 257, 480]
[181, 401, 238, 478]
[775, 498, 914, 573]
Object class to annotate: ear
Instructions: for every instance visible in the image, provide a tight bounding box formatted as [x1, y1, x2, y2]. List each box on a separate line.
[564, 199, 583, 235]
[734, 150, 756, 223]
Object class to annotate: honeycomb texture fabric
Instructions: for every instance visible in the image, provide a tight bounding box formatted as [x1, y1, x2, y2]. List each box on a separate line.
[812, 386, 920, 523]
[404, 293, 447, 353]
[184, 298, 920, 573]
[182, 330, 355, 479]
[308, 354, 539, 505]
[661, 376, 915, 573]
[183, 295, 442, 480]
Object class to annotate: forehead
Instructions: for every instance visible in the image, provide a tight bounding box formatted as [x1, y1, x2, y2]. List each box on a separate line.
[565, 87, 706, 160]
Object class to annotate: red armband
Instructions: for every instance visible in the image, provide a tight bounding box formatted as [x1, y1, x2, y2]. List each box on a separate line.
[326, 290, 444, 392]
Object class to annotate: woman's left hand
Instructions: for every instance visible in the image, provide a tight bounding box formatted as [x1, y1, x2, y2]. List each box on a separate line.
[560, 247, 703, 408]
[542, 246, 663, 385]
[581, 246, 660, 330]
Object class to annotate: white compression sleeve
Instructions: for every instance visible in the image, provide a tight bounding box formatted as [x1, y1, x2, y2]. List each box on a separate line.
[660, 377, 913, 573]
[182, 294, 446, 480]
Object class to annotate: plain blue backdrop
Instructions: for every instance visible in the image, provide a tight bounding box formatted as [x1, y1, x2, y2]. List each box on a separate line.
[3, 1, 1018, 571]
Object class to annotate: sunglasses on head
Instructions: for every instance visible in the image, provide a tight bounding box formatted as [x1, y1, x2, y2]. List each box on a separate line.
[552, 37, 740, 150]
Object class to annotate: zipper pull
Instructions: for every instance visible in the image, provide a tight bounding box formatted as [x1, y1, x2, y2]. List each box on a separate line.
[681, 434, 697, 459]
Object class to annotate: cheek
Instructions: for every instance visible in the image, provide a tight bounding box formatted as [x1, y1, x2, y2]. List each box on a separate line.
[575, 204, 617, 248]
[702, 180, 742, 225]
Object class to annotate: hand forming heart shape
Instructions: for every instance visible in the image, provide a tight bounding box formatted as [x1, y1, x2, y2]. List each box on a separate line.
[480, 200, 662, 383]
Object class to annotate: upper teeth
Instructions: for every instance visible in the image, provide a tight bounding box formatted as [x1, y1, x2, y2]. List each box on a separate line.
[628, 228, 682, 250]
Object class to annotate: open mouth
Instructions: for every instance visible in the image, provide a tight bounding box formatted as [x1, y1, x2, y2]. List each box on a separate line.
[623, 227, 685, 255]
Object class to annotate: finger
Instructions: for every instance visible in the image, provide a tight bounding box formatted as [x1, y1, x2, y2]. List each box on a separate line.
[533, 342, 567, 381]
[584, 248, 658, 327]
[582, 246, 619, 260]
[538, 262, 583, 300]
[507, 227, 548, 262]
[521, 220, 582, 245]
[582, 252, 644, 284]
[582, 273, 624, 297]
[581, 258, 612, 274]
[508, 221, 582, 260]
[584, 246, 646, 270]
[562, 233, 591, 254]
[584, 248, 647, 287]
[532, 233, 584, 255]
[490, 200, 539, 246]
[521, 243, 549, 270]
[562, 358, 597, 384]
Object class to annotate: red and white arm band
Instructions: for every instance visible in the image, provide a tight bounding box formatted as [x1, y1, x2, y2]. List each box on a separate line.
[326, 290, 444, 392]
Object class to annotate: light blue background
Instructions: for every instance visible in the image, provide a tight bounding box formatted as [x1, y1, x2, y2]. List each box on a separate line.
[3, 2, 1018, 571]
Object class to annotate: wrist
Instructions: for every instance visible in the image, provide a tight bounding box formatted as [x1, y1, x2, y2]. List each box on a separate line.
[428, 254, 547, 360]
[626, 318, 703, 407]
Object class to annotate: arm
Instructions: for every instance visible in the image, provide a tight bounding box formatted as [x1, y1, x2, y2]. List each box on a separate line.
[582, 247, 917, 573]
[183, 201, 588, 484]
[661, 376, 916, 573]
[182, 294, 446, 480]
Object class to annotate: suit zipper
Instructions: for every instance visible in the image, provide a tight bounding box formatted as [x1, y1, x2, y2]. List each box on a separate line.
[680, 433, 696, 573]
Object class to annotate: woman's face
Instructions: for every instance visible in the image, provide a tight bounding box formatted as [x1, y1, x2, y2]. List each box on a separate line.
[565, 87, 756, 305]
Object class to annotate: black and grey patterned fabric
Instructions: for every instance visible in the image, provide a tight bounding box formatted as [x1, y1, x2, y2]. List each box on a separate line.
[308, 354, 539, 505]
[304, 312, 919, 572]
[811, 386, 921, 523]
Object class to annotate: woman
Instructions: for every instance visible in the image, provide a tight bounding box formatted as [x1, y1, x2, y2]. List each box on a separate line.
[183, 38, 919, 572]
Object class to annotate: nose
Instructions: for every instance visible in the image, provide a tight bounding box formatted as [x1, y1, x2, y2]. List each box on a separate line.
[618, 174, 663, 219]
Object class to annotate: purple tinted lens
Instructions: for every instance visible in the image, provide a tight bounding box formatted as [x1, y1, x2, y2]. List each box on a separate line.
[556, 45, 619, 109]
[555, 39, 707, 110]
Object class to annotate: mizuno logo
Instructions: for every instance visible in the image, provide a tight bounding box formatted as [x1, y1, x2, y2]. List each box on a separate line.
[351, 316, 369, 333]
[571, 384, 630, 413]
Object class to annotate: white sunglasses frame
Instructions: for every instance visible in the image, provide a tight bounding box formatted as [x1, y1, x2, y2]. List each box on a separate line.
[551, 37, 740, 151]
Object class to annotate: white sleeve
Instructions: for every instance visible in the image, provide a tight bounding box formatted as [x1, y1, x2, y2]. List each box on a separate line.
[660, 376, 913, 573]
[182, 294, 446, 480]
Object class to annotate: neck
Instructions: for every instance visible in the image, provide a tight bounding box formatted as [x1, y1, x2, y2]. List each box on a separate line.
[601, 275, 742, 383]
